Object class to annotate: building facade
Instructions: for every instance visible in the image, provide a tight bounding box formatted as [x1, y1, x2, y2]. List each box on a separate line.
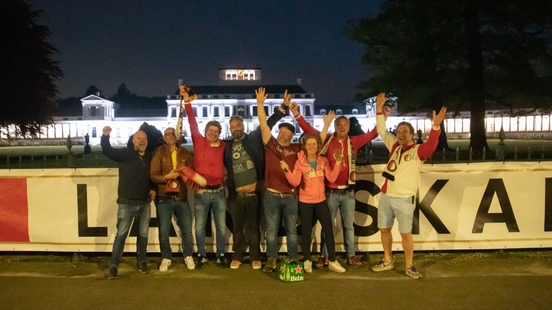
[2, 67, 551, 145]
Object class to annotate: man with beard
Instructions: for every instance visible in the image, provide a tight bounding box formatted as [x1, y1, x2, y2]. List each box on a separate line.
[102, 126, 156, 279]
[290, 104, 389, 269]
[182, 86, 229, 268]
[224, 92, 285, 270]
[255, 87, 301, 272]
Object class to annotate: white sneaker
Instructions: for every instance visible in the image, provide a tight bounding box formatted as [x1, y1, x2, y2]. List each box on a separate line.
[304, 260, 312, 273]
[159, 258, 171, 272]
[184, 256, 195, 270]
[328, 260, 346, 273]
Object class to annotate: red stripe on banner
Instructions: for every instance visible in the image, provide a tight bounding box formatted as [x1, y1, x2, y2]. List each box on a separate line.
[0, 178, 30, 242]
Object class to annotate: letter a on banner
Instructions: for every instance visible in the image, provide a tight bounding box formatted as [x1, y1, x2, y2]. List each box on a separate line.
[0, 178, 30, 242]
[472, 179, 519, 233]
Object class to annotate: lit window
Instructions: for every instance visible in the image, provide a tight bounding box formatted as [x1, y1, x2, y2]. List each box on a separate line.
[237, 106, 245, 117]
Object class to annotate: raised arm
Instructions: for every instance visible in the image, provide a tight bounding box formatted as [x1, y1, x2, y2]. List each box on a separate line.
[418, 106, 447, 160]
[375, 92, 389, 137]
[255, 87, 271, 144]
[101, 126, 122, 162]
[432, 106, 447, 130]
[320, 110, 335, 142]
[290, 102, 318, 134]
[181, 85, 201, 140]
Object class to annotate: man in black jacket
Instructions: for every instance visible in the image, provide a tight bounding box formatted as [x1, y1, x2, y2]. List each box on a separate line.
[224, 104, 285, 270]
[102, 126, 156, 279]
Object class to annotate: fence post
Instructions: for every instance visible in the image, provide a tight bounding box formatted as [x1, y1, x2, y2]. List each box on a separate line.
[514, 147, 518, 160]
[528, 146, 532, 160]
[369, 149, 373, 165]
[442, 147, 446, 162]
[482, 148, 486, 161]
[456, 147, 460, 162]
[469, 147, 473, 163]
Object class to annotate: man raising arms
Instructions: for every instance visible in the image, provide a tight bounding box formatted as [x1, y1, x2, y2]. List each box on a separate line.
[372, 93, 446, 279]
[182, 86, 229, 268]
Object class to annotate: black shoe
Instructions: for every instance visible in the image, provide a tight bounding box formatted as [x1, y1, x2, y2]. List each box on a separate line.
[216, 255, 229, 268]
[137, 263, 149, 274]
[107, 266, 118, 279]
[196, 255, 208, 269]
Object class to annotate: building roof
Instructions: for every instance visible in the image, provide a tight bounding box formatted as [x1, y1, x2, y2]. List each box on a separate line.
[173, 84, 309, 96]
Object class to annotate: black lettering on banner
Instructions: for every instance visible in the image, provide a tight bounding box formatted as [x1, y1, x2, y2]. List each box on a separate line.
[77, 184, 108, 237]
[413, 180, 450, 234]
[472, 179, 519, 233]
[545, 178, 552, 231]
[353, 180, 380, 237]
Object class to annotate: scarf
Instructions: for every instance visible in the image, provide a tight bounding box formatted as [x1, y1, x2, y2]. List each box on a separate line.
[319, 134, 355, 187]
[382, 142, 415, 181]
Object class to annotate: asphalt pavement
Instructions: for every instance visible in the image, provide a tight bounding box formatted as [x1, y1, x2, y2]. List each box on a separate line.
[1, 251, 551, 310]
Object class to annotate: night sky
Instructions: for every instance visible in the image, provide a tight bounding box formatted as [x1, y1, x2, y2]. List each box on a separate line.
[29, 0, 381, 105]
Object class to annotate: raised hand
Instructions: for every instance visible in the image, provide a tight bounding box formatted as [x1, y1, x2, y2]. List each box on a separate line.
[323, 110, 336, 127]
[255, 87, 268, 105]
[283, 89, 291, 107]
[289, 102, 299, 117]
[179, 85, 190, 101]
[376, 93, 386, 112]
[432, 106, 447, 127]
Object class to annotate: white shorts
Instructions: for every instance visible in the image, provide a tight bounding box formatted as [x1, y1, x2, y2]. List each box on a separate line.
[377, 193, 415, 233]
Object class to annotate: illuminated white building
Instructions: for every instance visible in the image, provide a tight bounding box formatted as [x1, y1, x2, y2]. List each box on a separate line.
[2, 66, 550, 145]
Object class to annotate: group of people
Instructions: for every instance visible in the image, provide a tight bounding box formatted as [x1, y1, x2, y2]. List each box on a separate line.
[102, 86, 446, 280]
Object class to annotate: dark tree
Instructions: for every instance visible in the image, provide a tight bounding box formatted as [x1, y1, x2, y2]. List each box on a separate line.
[110, 83, 132, 106]
[0, 0, 62, 140]
[84, 85, 102, 97]
[346, 0, 552, 157]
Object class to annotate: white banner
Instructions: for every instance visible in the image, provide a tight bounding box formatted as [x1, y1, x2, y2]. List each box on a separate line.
[1, 162, 551, 252]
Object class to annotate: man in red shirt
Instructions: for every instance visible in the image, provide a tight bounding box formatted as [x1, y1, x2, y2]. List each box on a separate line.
[182, 87, 229, 268]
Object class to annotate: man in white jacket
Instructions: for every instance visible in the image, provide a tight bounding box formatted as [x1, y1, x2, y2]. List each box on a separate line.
[372, 93, 446, 279]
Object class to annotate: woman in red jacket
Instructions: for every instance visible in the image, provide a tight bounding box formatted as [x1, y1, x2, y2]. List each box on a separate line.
[281, 132, 346, 273]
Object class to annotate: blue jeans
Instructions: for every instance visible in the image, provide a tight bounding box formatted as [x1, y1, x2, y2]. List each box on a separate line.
[157, 197, 194, 258]
[322, 190, 356, 257]
[194, 190, 227, 257]
[264, 192, 298, 259]
[110, 203, 151, 268]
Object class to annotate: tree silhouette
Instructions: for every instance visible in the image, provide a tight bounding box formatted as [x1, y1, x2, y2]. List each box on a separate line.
[346, 0, 552, 157]
[0, 0, 62, 141]
[84, 85, 102, 97]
